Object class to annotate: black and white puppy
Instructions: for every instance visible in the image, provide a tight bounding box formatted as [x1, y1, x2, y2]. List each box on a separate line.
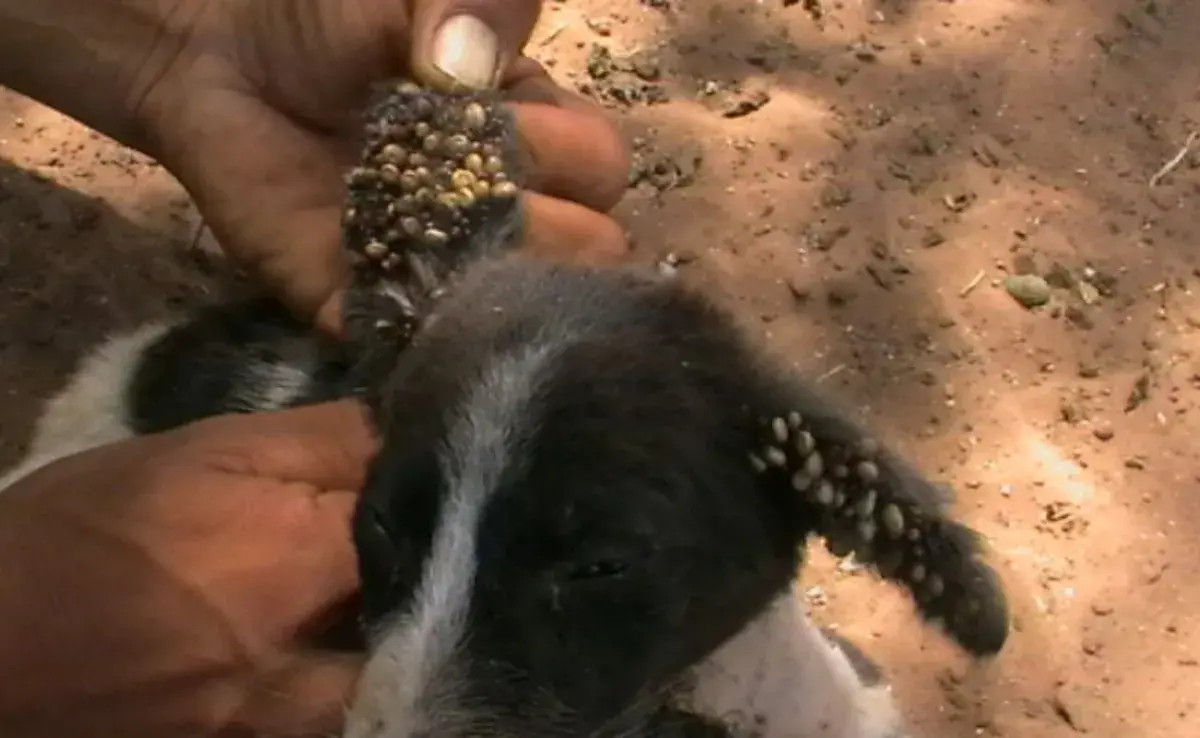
[0, 87, 1010, 738]
[0, 261, 912, 738]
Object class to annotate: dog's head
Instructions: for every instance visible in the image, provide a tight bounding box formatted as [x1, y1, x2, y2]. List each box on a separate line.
[345, 260, 804, 738]
[342, 259, 1008, 738]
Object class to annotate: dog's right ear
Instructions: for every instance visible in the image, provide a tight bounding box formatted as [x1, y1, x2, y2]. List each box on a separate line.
[746, 378, 1010, 659]
[337, 81, 529, 414]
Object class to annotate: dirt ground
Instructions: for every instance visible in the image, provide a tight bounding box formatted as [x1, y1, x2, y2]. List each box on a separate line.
[1, 0, 1197, 735]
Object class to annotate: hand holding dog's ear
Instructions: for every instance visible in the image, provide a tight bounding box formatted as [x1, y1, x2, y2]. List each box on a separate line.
[137, 0, 631, 335]
[0, 401, 378, 737]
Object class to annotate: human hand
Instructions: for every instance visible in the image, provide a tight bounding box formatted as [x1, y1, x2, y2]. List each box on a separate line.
[135, 0, 631, 334]
[0, 401, 378, 737]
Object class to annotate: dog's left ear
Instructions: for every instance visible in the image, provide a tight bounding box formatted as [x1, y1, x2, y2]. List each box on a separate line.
[746, 377, 1010, 659]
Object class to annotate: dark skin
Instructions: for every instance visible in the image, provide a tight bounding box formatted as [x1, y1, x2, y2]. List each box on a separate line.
[0, 0, 630, 734]
[0, 401, 379, 736]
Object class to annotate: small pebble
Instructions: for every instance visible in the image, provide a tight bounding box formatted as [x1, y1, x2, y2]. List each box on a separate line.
[1004, 274, 1052, 308]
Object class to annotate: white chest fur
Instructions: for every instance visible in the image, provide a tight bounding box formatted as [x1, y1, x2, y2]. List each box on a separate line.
[679, 588, 905, 738]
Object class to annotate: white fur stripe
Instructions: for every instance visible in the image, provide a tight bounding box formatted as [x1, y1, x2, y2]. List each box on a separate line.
[345, 344, 555, 738]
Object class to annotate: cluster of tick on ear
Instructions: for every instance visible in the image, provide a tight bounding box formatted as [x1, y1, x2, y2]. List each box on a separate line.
[338, 81, 528, 392]
[749, 410, 1010, 658]
[337, 81, 1010, 661]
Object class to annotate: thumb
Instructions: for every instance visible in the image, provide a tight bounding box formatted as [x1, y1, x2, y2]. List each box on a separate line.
[408, 0, 543, 90]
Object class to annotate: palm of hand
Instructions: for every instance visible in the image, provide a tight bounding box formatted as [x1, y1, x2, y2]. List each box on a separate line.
[1, 402, 375, 735]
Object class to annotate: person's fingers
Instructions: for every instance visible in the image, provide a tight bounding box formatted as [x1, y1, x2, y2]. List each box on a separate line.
[288, 488, 364, 632]
[520, 192, 630, 266]
[160, 85, 353, 325]
[228, 0, 413, 130]
[499, 57, 630, 213]
[191, 400, 379, 491]
[242, 203, 351, 327]
[315, 291, 347, 338]
[503, 55, 611, 119]
[408, 0, 542, 90]
[230, 651, 365, 737]
[213, 483, 362, 640]
[509, 100, 630, 215]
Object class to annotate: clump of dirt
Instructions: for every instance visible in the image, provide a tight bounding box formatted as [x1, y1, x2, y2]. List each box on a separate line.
[577, 43, 669, 107]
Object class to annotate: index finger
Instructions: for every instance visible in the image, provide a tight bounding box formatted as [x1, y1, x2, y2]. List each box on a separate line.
[190, 400, 380, 491]
[503, 59, 631, 213]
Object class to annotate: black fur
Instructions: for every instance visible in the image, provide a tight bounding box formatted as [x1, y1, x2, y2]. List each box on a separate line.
[128, 297, 355, 433]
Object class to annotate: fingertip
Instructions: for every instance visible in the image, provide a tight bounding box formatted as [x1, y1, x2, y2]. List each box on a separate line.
[251, 210, 352, 333]
[409, 0, 543, 91]
[316, 291, 347, 340]
[232, 652, 366, 736]
[502, 55, 552, 89]
[265, 400, 376, 441]
[291, 401, 381, 470]
[521, 193, 631, 266]
[509, 101, 631, 214]
[197, 400, 379, 489]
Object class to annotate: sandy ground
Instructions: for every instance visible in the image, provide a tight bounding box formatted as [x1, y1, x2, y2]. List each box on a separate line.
[1, 0, 1197, 736]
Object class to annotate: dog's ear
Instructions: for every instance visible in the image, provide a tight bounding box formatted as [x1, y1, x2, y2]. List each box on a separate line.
[747, 377, 1010, 658]
[338, 82, 528, 414]
[340, 288, 418, 415]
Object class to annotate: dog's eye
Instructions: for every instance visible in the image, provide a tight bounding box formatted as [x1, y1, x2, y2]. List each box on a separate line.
[366, 507, 394, 551]
[569, 559, 630, 580]
[357, 506, 400, 581]
[356, 504, 424, 627]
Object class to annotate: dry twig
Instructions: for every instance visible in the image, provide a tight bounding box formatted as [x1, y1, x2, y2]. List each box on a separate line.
[959, 269, 986, 297]
[816, 363, 846, 383]
[1149, 131, 1198, 187]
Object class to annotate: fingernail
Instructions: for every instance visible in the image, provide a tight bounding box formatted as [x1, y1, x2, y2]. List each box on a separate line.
[431, 15, 500, 90]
